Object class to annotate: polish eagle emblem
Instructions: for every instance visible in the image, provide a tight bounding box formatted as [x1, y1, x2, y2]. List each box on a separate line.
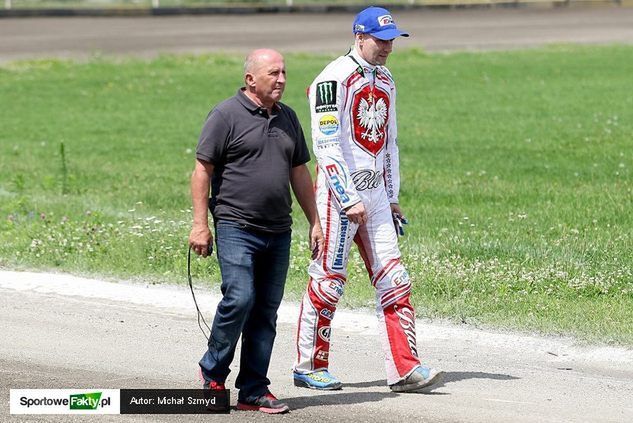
[356, 97, 388, 143]
[351, 85, 390, 156]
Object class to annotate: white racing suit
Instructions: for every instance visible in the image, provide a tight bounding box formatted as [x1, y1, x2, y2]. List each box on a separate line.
[294, 49, 421, 384]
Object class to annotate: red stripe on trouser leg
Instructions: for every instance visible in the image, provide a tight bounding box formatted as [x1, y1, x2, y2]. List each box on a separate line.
[383, 295, 420, 378]
[301, 277, 341, 371]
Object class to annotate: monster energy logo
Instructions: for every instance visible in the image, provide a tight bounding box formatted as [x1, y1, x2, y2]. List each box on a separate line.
[318, 82, 334, 104]
[315, 80, 337, 111]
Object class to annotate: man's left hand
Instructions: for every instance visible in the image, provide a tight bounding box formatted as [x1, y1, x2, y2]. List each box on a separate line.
[310, 223, 324, 260]
[390, 203, 409, 236]
[390, 203, 404, 218]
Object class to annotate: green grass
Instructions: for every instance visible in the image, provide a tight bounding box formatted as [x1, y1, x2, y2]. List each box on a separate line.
[1, 46, 631, 344]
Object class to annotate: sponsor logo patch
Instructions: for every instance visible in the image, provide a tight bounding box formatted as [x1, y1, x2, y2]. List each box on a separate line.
[332, 212, 349, 270]
[318, 326, 331, 342]
[325, 164, 351, 204]
[316, 137, 339, 150]
[394, 305, 418, 358]
[315, 81, 338, 113]
[327, 279, 344, 297]
[391, 269, 410, 287]
[351, 169, 383, 191]
[319, 115, 339, 136]
[320, 308, 335, 320]
[316, 350, 329, 361]
[378, 15, 393, 26]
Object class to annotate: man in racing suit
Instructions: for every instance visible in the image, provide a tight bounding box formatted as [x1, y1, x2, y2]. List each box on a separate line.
[293, 7, 443, 393]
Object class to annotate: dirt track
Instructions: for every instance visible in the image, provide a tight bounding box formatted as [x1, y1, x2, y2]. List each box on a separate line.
[1, 6, 633, 62]
[2, 271, 632, 422]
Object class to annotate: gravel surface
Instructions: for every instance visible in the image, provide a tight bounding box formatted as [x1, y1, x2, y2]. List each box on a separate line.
[2, 271, 632, 422]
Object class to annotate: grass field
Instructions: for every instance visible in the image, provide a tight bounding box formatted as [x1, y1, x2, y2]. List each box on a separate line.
[1, 45, 631, 344]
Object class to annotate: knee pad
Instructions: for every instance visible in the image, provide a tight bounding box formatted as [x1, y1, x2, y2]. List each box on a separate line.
[308, 276, 345, 308]
[376, 266, 411, 309]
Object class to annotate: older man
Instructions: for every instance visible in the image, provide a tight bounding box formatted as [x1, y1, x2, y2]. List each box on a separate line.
[293, 7, 443, 392]
[189, 49, 323, 414]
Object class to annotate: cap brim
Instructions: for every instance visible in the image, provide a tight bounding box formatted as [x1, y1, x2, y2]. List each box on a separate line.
[371, 28, 409, 40]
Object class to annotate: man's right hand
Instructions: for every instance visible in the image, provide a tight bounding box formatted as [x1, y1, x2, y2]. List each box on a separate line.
[345, 202, 367, 225]
[189, 225, 213, 257]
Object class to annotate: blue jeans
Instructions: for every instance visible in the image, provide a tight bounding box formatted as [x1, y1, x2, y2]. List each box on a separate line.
[199, 220, 291, 402]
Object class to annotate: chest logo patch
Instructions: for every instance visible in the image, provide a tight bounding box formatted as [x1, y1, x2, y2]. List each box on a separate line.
[351, 84, 389, 156]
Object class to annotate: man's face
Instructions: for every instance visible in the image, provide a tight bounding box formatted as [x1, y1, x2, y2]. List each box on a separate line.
[358, 34, 394, 66]
[249, 55, 286, 105]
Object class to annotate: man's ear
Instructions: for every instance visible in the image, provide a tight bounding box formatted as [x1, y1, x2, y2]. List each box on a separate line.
[245, 73, 255, 88]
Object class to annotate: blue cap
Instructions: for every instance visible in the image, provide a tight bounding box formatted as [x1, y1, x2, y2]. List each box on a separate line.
[352, 7, 409, 40]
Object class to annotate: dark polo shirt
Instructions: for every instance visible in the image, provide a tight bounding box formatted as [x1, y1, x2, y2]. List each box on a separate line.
[196, 89, 310, 232]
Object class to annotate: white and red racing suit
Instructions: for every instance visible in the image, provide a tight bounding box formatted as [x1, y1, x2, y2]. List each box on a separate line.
[294, 48, 421, 384]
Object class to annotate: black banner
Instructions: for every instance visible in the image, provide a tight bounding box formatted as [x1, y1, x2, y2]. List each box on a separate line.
[120, 389, 229, 414]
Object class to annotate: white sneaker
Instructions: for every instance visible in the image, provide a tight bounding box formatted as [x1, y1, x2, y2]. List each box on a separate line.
[389, 366, 443, 392]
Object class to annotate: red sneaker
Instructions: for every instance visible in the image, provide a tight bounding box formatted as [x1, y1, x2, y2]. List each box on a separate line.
[199, 368, 225, 391]
[237, 391, 289, 414]
[203, 380, 226, 391]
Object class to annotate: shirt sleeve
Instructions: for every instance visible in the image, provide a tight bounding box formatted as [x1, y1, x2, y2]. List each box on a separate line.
[384, 81, 400, 204]
[195, 108, 230, 165]
[288, 108, 311, 167]
[309, 76, 361, 209]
